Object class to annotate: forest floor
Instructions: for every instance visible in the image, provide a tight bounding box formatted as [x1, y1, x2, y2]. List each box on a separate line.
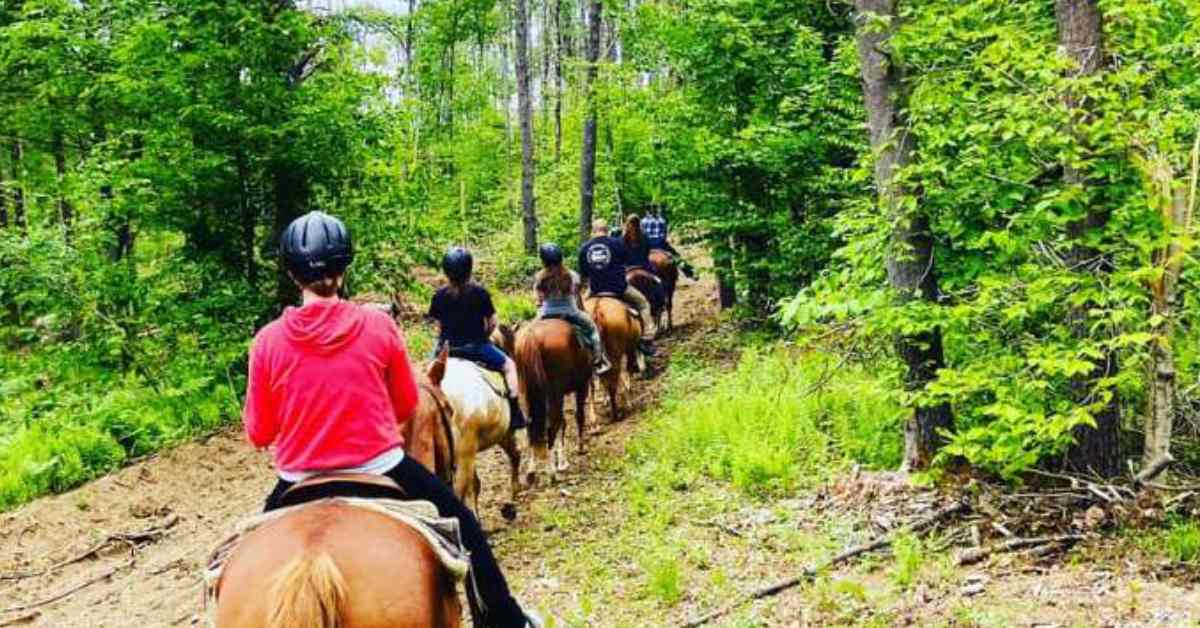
[1, 260, 1199, 627]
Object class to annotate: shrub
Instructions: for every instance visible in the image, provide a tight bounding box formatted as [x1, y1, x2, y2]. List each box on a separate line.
[629, 346, 904, 498]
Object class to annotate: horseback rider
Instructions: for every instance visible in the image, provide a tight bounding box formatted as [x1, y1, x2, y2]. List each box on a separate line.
[641, 204, 696, 279]
[533, 242, 613, 375]
[428, 246, 528, 431]
[623, 215, 667, 309]
[578, 218, 656, 356]
[244, 211, 547, 628]
[623, 214, 654, 271]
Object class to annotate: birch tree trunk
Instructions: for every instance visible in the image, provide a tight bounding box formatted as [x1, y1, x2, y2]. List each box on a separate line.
[578, 0, 602, 241]
[1056, 0, 1121, 477]
[854, 0, 953, 470]
[515, 0, 538, 253]
[1142, 139, 1198, 471]
[553, 0, 565, 164]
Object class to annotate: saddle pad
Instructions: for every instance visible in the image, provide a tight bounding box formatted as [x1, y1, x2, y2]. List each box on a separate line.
[452, 358, 508, 397]
[203, 497, 470, 627]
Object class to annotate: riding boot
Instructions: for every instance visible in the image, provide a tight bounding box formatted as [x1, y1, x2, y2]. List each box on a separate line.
[680, 260, 697, 280]
[508, 396, 528, 431]
[593, 347, 613, 375]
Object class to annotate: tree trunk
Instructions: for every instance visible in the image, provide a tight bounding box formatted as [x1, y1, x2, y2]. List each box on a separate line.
[9, 141, 24, 230]
[1056, 0, 1120, 477]
[238, 149, 257, 287]
[514, 0, 538, 253]
[0, 146, 8, 229]
[53, 130, 74, 239]
[578, 0, 602, 241]
[1142, 140, 1197, 470]
[553, 0, 565, 164]
[715, 238, 737, 309]
[854, 0, 953, 471]
[273, 164, 308, 309]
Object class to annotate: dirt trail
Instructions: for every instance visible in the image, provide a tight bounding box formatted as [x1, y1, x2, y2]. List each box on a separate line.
[0, 265, 720, 627]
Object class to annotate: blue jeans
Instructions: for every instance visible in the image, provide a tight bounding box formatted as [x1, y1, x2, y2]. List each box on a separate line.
[445, 341, 508, 371]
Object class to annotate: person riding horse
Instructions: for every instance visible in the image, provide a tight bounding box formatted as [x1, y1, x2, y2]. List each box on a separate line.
[622, 215, 668, 314]
[641, 204, 696, 279]
[427, 246, 528, 430]
[533, 242, 612, 375]
[578, 218, 656, 356]
[243, 211, 547, 628]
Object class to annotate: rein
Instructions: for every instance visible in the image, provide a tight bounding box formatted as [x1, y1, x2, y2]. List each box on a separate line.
[420, 382, 457, 482]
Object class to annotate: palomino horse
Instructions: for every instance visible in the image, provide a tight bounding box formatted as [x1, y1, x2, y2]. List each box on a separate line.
[647, 250, 678, 332]
[585, 296, 644, 422]
[513, 318, 594, 486]
[214, 355, 462, 628]
[214, 501, 461, 628]
[440, 341, 523, 518]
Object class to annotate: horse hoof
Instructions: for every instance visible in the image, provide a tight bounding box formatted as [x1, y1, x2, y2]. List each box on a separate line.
[500, 503, 518, 521]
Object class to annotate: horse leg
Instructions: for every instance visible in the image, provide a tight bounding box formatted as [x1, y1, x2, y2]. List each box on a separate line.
[549, 395, 567, 476]
[607, 369, 621, 422]
[498, 434, 521, 522]
[575, 383, 589, 455]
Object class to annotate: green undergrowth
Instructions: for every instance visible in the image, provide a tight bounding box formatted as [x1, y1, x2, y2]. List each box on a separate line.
[628, 343, 904, 499]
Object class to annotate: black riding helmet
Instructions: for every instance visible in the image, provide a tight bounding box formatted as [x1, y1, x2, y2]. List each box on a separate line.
[280, 211, 354, 283]
[538, 242, 564, 267]
[442, 246, 473, 283]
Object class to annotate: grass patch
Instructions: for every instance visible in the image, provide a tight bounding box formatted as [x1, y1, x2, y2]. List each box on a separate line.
[1134, 516, 1200, 564]
[629, 346, 903, 498]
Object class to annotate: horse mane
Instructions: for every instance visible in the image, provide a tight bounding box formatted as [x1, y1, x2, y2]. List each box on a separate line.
[267, 552, 347, 628]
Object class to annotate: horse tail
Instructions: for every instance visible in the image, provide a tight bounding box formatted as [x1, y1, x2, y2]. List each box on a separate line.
[267, 552, 347, 628]
[515, 328, 549, 447]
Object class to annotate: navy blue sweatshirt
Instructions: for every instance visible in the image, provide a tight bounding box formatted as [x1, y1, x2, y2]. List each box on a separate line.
[578, 236, 630, 295]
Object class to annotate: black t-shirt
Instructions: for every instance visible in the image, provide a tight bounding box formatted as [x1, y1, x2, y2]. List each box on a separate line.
[577, 236, 630, 295]
[428, 284, 495, 346]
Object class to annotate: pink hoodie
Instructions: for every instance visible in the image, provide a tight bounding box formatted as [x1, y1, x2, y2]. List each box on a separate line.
[243, 300, 419, 474]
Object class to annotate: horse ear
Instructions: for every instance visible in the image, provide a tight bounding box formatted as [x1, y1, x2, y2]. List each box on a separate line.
[428, 348, 447, 386]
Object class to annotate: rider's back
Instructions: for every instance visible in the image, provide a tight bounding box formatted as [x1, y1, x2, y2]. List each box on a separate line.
[245, 300, 418, 474]
[578, 235, 629, 296]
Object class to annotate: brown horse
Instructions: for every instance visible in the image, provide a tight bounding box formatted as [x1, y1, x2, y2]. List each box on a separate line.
[514, 318, 593, 486]
[214, 501, 461, 628]
[647, 250, 678, 332]
[585, 296, 643, 422]
[626, 268, 665, 338]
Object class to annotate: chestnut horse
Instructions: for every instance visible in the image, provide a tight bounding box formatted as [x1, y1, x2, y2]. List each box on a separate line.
[647, 250, 678, 332]
[584, 296, 644, 422]
[214, 357, 462, 628]
[514, 318, 594, 486]
[626, 268, 665, 338]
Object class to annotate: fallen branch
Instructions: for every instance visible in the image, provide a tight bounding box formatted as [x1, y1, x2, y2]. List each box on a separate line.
[956, 534, 1084, 567]
[681, 502, 967, 628]
[0, 515, 177, 582]
[0, 611, 39, 627]
[1, 560, 134, 614]
[1135, 454, 1175, 485]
